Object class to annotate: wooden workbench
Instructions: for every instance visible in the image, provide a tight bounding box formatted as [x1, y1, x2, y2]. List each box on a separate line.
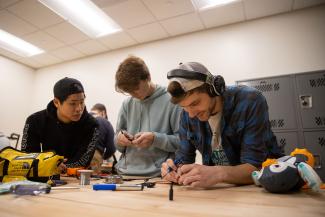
[0, 177, 324, 217]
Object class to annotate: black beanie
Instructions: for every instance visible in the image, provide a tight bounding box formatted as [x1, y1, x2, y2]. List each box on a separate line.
[53, 77, 84, 101]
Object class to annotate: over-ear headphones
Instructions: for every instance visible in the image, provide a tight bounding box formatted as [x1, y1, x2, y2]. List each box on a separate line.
[167, 69, 225, 97]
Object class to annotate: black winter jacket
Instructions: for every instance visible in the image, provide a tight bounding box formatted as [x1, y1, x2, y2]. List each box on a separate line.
[21, 101, 98, 168]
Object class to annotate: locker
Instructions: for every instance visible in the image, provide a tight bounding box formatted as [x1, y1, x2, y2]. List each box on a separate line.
[302, 131, 325, 182]
[296, 71, 325, 129]
[274, 131, 299, 155]
[237, 70, 325, 182]
[237, 76, 297, 130]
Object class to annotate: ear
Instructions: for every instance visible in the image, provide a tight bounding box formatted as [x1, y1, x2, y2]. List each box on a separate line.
[53, 98, 60, 108]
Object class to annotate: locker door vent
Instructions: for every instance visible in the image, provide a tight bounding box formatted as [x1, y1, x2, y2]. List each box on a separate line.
[318, 137, 325, 147]
[278, 138, 286, 149]
[315, 116, 325, 126]
[270, 119, 285, 128]
[273, 83, 280, 91]
[253, 82, 280, 92]
[309, 75, 325, 88]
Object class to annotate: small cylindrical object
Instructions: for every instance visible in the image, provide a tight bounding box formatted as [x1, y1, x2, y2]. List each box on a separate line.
[78, 169, 93, 185]
[104, 175, 123, 184]
[169, 182, 173, 201]
[93, 184, 143, 191]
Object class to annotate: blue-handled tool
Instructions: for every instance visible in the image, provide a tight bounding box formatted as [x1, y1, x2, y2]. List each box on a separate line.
[93, 183, 144, 191]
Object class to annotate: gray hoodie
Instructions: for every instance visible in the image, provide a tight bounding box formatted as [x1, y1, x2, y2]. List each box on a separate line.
[114, 85, 181, 176]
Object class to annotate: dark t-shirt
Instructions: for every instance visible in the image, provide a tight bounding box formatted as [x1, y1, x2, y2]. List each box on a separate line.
[95, 117, 116, 159]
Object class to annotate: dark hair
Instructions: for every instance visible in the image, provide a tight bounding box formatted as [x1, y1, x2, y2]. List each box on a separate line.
[115, 56, 150, 93]
[167, 81, 210, 104]
[53, 77, 84, 103]
[91, 103, 107, 119]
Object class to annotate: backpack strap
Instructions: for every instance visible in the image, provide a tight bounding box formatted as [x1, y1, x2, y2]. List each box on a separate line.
[26, 159, 39, 178]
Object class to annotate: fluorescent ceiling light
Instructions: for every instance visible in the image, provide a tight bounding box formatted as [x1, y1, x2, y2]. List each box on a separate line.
[0, 29, 44, 57]
[192, 0, 240, 11]
[39, 0, 122, 38]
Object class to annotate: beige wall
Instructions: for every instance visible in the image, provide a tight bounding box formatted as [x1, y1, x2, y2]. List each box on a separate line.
[1, 5, 325, 149]
[0, 56, 34, 146]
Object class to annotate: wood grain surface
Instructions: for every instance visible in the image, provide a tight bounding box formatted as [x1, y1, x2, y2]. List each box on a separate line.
[0, 177, 324, 217]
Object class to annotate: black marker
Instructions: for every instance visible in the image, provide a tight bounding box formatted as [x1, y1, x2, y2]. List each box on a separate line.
[169, 182, 174, 201]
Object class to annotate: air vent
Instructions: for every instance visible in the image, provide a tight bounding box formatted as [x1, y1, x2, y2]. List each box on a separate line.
[315, 116, 325, 126]
[270, 119, 285, 128]
[273, 83, 280, 91]
[318, 137, 325, 147]
[279, 138, 287, 147]
[253, 82, 280, 92]
[309, 75, 325, 88]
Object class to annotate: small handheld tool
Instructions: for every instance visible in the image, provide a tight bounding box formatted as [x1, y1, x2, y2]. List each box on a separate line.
[121, 130, 134, 141]
[162, 159, 183, 179]
[93, 183, 144, 191]
[10, 184, 51, 195]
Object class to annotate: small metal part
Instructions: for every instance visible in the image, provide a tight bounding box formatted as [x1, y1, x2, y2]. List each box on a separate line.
[78, 170, 93, 185]
[141, 182, 156, 188]
[104, 175, 124, 184]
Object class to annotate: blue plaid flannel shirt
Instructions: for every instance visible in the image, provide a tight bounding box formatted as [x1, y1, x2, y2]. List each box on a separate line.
[175, 85, 284, 168]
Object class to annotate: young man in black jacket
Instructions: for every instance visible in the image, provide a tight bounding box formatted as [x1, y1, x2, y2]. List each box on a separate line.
[21, 77, 99, 173]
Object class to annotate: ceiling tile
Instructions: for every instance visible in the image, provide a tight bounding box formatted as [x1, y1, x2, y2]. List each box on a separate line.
[199, 1, 245, 28]
[7, 0, 63, 29]
[92, 0, 128, 8]
[72, 40, 109, 55]
[99, 31, 137, 49]
[29, 52, 62, 66]
[50, 46, 85, 61]
[102, 0, 156, 28]
[0, 10, 37, 36]
[127, 23, 169, 43]
[17, 57, 44, 68]
[160, 13, 204, 36]
[0, 0, 20, 10]
[45, 22, 89, 45]
[293, 0, 325, 9]
[22, 31, 64, 50]
[0, 48, 22, 60]
[142, 0, 195, 20]
[244, 0, 293, 20]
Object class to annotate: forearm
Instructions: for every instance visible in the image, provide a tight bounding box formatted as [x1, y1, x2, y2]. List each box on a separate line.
[21, 122, 41, 152]
[151, 132, 180, 152]
[66, 129, 98, 168]
[217, 163, 257, 185]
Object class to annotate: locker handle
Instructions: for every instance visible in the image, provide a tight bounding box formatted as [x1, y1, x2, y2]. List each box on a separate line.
[299, 95, 312, 109]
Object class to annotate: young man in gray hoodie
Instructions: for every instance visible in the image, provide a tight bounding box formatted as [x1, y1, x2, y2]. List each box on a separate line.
[114, 56, 181, 177]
